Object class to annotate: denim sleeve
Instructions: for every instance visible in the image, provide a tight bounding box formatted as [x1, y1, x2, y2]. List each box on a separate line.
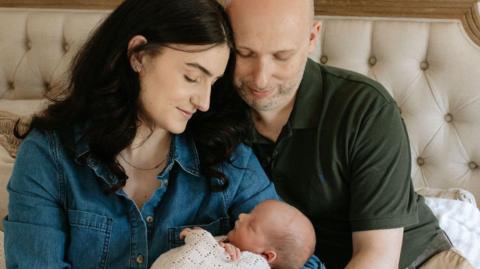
[3, 131, 71, 268]
[227, 145, 280, 219]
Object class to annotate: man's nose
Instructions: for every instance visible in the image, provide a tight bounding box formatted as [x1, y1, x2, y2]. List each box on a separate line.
[190, 86, 211, 112]
[251, 58, 272, 90]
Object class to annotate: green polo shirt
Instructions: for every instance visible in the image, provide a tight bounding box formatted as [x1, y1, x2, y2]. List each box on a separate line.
[250, 59, 441, 269]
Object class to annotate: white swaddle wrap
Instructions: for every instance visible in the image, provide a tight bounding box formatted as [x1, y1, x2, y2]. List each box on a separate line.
[150, 229, 270, 269]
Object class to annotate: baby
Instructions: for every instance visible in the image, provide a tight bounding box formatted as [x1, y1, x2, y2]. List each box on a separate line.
[151, 200, 316, 269]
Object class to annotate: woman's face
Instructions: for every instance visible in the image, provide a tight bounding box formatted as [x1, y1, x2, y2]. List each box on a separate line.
[136, 43, 230, 133]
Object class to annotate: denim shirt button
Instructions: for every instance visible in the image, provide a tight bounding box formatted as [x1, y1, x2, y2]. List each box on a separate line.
[146, 216, 154, 223]
[136, 254, 144, 264]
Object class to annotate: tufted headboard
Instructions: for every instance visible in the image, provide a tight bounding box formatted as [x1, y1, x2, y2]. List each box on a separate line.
[0, 1, 480, 232]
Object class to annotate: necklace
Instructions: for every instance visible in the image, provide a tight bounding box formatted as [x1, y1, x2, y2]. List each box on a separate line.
[118, 153, 168, 171]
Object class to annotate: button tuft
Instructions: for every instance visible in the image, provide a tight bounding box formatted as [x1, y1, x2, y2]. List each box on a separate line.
[7, 81, 15, 90]
[417, 157, 425, 166]
[469, 161, 478, 170]
[44, 81, 51, 91]
[444, 113, 453, 123]
[320, 55, 328, 64]
[368, 56, 377, 66]
[420, 61, 429, 70]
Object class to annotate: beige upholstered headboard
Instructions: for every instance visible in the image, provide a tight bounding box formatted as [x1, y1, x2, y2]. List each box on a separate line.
[0, 1, 480, 231]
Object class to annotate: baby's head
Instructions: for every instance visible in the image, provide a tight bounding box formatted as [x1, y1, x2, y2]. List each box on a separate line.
[227, 200, 316, 269]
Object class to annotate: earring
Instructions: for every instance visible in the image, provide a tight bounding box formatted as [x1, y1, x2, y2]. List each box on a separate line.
[133, 63, 142, 72]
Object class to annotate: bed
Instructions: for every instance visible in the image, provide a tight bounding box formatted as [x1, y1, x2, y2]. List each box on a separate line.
[1, 0, 479, 267]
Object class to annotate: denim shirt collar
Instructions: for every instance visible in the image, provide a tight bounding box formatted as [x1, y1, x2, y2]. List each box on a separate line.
[71, 126, 201, 189]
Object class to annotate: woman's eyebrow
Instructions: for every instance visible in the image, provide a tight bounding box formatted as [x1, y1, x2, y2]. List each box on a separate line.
[185, 62, 212, 77]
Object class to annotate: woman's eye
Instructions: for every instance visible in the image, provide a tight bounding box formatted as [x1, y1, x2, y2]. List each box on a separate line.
[184, 75, 198, 83]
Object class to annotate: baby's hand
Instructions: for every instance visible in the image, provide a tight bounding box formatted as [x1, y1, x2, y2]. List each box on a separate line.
[179, 227, 203, 240]
[219, 241, 241, 261]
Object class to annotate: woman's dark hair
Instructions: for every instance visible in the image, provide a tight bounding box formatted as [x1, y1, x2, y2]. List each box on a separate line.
[16, 0, 247, 192]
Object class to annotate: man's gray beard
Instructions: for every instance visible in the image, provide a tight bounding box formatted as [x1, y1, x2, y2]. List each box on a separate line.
[235, 81, 299, 112]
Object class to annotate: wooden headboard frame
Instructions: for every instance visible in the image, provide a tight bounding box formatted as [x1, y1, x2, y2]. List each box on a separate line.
[314, 1, 480, 47]
[1, 0, 478, 45]
[0, 0, 478, 43]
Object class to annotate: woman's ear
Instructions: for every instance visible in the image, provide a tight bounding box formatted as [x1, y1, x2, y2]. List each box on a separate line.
[127, 35, 148, 72]
[262, 250, 277, 264]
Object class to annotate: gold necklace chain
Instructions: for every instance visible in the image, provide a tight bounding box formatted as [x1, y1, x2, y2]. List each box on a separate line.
[118, 153, 167, 171]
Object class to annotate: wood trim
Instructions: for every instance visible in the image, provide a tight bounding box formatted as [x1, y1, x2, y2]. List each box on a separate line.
[0, 0, 479, 45]
[315, 0, 480, 46]
[0, 0, 121, 9]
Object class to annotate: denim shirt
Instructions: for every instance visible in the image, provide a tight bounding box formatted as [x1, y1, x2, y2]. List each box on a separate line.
[4, 128, 280, 268]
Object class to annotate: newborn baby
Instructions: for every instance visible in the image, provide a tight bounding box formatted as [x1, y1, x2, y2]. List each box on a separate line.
[151, 200, 316, 269]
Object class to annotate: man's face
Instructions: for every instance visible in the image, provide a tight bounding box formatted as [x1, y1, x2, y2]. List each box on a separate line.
[227, 0, 318, 113]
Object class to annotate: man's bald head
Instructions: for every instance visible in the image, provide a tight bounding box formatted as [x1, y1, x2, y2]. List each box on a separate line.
[223, 0, 315, 22]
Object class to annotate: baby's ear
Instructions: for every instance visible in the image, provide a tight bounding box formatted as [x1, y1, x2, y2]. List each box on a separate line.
[262, 250, 277, 264]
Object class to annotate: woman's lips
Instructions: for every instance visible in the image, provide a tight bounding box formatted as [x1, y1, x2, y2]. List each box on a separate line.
[177, 108, 194, 119]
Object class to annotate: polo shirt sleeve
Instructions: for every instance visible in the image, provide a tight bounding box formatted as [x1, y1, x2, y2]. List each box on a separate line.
[348, 100, 419, 231]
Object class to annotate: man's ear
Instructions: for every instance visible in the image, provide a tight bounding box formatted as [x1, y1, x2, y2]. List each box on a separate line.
[262, 250, 277, 264]
[127, 35, 148, 72]
[307, 21, 321, 53]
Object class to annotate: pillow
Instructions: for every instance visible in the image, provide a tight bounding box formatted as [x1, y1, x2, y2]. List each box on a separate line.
[0, 111, 31, 158]
[424, 197, 480, 268]
[416, 187, 477, 207]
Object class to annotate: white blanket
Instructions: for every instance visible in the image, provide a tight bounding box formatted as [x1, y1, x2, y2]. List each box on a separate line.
[425, 197, 480, 268]
[151, 229, 270, 269]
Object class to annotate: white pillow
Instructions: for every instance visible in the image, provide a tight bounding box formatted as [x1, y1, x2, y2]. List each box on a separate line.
[417, 187, 477, 207]
[424, 197, 480, 268]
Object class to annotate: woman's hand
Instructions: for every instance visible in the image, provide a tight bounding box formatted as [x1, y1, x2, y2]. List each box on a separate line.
[219, 241, 241, 261]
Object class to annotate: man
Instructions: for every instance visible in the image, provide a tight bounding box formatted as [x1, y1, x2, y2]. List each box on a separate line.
[224, 0, 473, 268]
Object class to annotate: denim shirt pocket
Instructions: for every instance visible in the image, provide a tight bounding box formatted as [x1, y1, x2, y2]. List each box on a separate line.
[167, 217, 230, 249]
[67, 210, 113, 269]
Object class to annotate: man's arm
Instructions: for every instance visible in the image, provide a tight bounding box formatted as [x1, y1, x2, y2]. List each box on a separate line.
[345, 228, 403, 269]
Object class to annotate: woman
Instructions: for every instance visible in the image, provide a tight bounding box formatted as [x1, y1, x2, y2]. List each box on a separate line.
[3, 0, 278, 267]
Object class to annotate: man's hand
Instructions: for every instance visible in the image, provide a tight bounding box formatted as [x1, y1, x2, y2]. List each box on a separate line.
[346, 228, 403, 269]
[219, 241, 241, 261]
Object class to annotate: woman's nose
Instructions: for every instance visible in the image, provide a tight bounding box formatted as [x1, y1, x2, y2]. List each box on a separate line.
[190, 86, 211, 112]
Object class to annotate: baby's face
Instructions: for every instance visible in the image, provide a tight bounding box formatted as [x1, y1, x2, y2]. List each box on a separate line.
[226, 206, 268, 253]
